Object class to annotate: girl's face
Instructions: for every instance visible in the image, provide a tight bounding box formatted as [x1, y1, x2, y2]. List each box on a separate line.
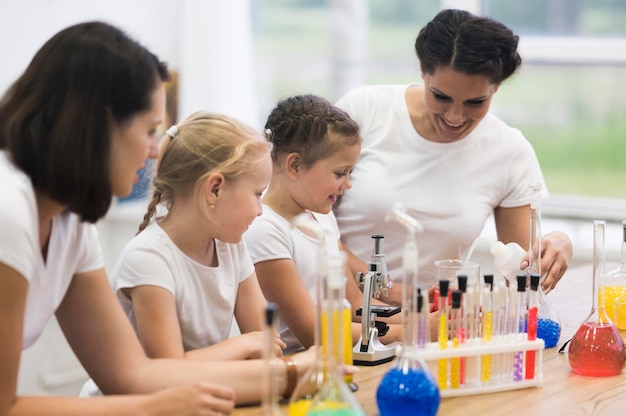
[109, 82, 165, 197]
[422, 67, 498, 143]
[296, 139, 361, 214]
[214, 152, 273, 243]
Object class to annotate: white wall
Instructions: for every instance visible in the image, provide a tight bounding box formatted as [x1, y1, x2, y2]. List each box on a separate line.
[0, 0, 258, 126]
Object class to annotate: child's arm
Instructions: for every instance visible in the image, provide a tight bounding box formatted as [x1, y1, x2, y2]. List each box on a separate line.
[254, 258, 318, 349]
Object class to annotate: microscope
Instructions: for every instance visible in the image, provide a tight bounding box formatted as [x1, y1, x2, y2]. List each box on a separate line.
[353, 235, 401, 365]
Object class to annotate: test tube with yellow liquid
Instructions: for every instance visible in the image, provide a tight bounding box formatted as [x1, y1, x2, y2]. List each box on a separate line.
[481, 275, 494, 383]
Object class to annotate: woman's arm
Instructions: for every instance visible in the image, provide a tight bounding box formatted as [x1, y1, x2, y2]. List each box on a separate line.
[56, 268, 310, 405]
[0, 263, 235, 415]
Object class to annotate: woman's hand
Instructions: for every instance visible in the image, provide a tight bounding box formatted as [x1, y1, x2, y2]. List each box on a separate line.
[142, 382, 235, 416]
[534, 231, 573, 293]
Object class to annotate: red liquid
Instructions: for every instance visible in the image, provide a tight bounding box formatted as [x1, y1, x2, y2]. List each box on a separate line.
[525, 308, 538, 379]
[568, 322, 625, 376]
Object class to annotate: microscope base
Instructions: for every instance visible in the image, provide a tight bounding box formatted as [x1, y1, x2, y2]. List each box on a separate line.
[352, 334, 400, 366]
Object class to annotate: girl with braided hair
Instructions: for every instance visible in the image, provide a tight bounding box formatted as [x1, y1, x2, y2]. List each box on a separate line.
[244, 94, 402, 354]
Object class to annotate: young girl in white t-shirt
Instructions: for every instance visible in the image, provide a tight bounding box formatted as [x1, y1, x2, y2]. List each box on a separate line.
[114, 112, 285, 361]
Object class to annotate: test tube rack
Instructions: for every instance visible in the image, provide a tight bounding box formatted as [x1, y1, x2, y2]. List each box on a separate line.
[415, 337, 544, 397]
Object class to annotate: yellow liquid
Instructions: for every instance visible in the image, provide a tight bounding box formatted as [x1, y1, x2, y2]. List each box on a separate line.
[599, 286, 626, 330]
[481, 311, 493, 383]
[289, 399, 311, 416]
[321, 306, 354, 385]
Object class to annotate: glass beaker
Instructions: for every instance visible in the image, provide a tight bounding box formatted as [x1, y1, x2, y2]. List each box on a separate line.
[568, 220, 625, 376]
[434, 259, 480, 291]
[600, 220, 626, 330]
[376, 207, 440, 416]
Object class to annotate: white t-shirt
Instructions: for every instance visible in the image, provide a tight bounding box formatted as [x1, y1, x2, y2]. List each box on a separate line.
[0, 150, 104, 349]
[114, 221, 254, 351]
[244, 205, 340, 353]
[334, 84, 547, 286]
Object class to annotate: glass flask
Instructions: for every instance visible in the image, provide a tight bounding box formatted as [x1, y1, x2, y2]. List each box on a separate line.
[568, 220, 625, 376]
[600, 220, 626, 330]
[376, 207, 440, 416]
[305, 251, 365, 416]
[262, 303, 283, 416]
[529, 183, 561, 348]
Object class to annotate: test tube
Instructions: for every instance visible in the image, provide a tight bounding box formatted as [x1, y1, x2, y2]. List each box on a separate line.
[481, 275, 494, 383]
[513, 274, 528, 381]
[526, 274, 540, 379]
[417, 287, 428, 349]
[450, 290, 464, 388]
[437, 279, 450, 390]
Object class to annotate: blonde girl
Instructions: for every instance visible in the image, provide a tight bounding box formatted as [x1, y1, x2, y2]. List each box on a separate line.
[117, 111, 285, 360]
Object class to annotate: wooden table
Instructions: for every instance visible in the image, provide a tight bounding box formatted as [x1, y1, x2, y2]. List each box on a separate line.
[234, 263, 626, 415]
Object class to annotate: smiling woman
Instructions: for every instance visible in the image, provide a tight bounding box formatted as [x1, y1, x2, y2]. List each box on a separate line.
[333, 9, 574, 294]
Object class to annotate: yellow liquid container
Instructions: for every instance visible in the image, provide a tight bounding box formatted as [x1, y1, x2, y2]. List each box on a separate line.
[321, 306, 354, 386]
[599, 286, 626, 329]
[599, 220, 626, 331]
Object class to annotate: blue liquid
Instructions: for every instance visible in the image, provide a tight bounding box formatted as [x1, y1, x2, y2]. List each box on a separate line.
[537, 318, 561, 348]
[376, 367, 440, 416]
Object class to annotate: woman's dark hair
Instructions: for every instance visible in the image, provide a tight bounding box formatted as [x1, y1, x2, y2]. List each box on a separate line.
[415, 9, 522, 84]
[264, 94, 360, 167]
[0, 21, 169, 222]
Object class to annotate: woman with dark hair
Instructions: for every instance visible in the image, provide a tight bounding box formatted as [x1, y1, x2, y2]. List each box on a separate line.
[0, 21, 313, 415]
[334, 9, 573, 301]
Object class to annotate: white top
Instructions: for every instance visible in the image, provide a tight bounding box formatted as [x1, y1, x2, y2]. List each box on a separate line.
[0, 150, 104, 349]
[244, 205, 340, 353]
[334, 84, 547, 285]
[114, 221, 254, 351]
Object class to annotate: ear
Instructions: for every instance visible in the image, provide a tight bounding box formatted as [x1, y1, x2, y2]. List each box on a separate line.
[285, 152, 302, 180]
[204, 172, 225, 203]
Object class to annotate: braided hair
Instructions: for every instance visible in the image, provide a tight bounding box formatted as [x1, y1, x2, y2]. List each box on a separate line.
[264, 94, 360, 168]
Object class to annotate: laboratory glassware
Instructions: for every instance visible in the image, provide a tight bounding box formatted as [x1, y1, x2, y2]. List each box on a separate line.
[600, 220, 626, 330]
[376, 206, 440, 416]
[262, 303, 282, 416]
[305, 251, 365, 415]
[529, 183, 561, 348]
[568, 220, 625, 376]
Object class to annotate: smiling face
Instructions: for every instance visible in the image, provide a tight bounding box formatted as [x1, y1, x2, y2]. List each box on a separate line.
[109, 81, 166, 197]
[213, 152, 273, 243]
[294, 138, 361, 214]
[422, 67, 498, 143]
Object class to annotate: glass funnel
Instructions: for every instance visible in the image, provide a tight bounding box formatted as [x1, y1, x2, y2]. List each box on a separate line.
[568, 220, 625, 376]
[529, 183, 561, 348]
[376, 206, 440, 416]
[600, 220, 626, 330]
